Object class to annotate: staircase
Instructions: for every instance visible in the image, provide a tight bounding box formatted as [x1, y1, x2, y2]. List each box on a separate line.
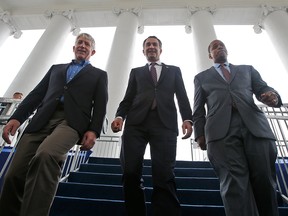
[50, 157, 288, 216]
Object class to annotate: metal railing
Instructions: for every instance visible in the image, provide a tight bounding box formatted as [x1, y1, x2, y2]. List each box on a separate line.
[258, 103, 288, 201]
[0, 98, 90, 184]
[0, 98, 288, 202]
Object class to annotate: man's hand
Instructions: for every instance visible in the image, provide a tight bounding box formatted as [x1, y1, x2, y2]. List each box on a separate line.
[260, 91, 278, 107]
[2, 119, 20, 144]
[80, 131, 97, 151]
[111, 118, 123, 133]
[196, 136, 207, 150]
[181, 121, 193, 139]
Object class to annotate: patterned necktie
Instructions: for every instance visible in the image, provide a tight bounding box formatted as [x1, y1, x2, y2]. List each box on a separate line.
[220, 63, 230, 82]
[150, 63, 157, 85]
[150, 63, 157, 109]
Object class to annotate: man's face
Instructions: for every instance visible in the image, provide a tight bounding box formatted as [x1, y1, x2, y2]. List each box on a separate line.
[143, 38, 162, 62]
[73, 36, 95, 61]
[208, 40, 228, 63]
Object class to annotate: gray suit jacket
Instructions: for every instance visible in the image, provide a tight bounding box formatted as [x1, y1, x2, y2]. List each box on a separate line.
[193, 64, 282, 143]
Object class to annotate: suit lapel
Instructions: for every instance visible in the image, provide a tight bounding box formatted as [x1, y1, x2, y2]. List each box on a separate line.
[158, 63, 168, 84]
[144, 64, 156, 86]
[229, 64, 237, 82]
[211, 66, 227, 83]
[67, 64, 92, 84]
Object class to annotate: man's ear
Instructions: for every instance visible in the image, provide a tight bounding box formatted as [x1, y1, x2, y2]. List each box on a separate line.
[208, 53, 212, 59]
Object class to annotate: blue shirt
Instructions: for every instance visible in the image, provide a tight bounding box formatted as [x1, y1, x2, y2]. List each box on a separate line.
[213, 62, 230, 80]
[66, 60, 90, 82]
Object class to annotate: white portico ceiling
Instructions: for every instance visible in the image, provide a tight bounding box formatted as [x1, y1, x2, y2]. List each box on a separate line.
[0, 0, 288, 30]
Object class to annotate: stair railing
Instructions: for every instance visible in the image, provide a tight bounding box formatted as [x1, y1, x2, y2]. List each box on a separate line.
[258, 103, 288, 203]
[0, 97, 88, 184]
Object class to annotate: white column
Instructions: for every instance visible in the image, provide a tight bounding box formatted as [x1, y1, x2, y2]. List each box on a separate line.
[187, 7, 217, 72]
[0, 11, 22, 47]
[257, 5, 288, 73]
[4, 10, 77, 97]
[105, 8, 140, 135]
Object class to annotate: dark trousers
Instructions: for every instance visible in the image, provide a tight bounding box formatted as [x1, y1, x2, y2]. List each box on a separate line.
[207, 110, 279, 216]
[120, 110, 181, 216]
[0, 109, 79, 216]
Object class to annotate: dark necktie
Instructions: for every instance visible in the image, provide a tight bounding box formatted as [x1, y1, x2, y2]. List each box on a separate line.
[220, 64, 230, 82]
[150, 63, 157, 109]
[150, 63, 157, 85]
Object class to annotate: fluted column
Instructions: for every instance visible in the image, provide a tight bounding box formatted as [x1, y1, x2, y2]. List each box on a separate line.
[105, 8, 140, 134]
[186, 7, 217, 73]
[254, 5, 288, 73]
[4, 10, 78, 97]
[0, 11, 22, 47]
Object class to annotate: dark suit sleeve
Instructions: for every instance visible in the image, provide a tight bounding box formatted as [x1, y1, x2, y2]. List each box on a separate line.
[192, 75, 206, 140]
[115, 69, 137, 119]
[89, 71, 108, 137]
[174, 67, 193, 122]
[9, 67, 53, 124]
[250, 66, 282, 107]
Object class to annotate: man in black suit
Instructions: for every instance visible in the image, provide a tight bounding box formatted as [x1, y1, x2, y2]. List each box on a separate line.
[0, 33, 108, 216]
[111, 36, 193, 216]
[193, 39, 282, 216]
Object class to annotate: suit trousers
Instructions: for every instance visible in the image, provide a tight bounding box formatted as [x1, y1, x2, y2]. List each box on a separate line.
[120, 109, 180, 216]
[207, 110, 279, 216]
[0, 109, 79, 216]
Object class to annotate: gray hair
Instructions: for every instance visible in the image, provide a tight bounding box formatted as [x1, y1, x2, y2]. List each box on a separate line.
[75, 33, 95, 50]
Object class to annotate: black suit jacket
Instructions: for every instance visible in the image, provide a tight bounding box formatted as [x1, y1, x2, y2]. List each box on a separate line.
[10, 63, 108, 137]
[193, 64, 282, 143]
[115, 63, 192, 134]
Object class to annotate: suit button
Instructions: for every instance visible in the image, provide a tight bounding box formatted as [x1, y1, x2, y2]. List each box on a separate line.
[64, 86, 68, 90]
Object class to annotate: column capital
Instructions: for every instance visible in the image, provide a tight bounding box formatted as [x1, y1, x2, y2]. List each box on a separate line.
[112, 7, 142, 17]
[253, 5, 288, 34]
[261, 4, 287, 16]
[0, 11, 22, 39]
[44, 10, 80, 36]
[185, 6, 215, 34]
[187, 6, 216, 16]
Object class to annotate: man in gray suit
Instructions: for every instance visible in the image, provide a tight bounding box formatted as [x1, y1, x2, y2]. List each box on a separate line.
[0, 33, 108, 216]
[192, 39, 282, 216]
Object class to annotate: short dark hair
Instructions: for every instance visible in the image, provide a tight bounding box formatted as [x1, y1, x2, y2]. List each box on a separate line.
[143, 36, 162, 48]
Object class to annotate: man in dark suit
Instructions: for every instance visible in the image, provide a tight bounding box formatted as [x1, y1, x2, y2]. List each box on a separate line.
[0, 33, 108, 216]
[193, 39, 282, 216]
[111, 36, 193, 216]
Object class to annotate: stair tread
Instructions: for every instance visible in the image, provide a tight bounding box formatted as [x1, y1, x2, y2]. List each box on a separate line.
[50, 157, 288, 216]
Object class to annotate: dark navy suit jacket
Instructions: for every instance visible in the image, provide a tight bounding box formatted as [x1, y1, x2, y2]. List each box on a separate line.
[115, 63, 192, 134]
[10, 63, 108, 137]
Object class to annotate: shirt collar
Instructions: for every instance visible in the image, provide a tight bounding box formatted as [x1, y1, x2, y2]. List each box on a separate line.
[71, 59, 90, 66]
[214, 61, 229, 68]
[148, 60, 162, 66]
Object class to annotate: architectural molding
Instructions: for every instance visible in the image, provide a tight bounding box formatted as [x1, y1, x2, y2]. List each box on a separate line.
[112, 8, 142, 17]
[44, 10, 80, 35]
[185, 6, 215, 34]
[112, 8, 143, 34]
[0, 11, 22, 38]
[253, 4, 288, 34]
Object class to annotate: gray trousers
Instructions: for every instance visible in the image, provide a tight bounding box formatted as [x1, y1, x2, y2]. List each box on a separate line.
[0, 109, 79, 216]
[207, 110, 279, 216]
